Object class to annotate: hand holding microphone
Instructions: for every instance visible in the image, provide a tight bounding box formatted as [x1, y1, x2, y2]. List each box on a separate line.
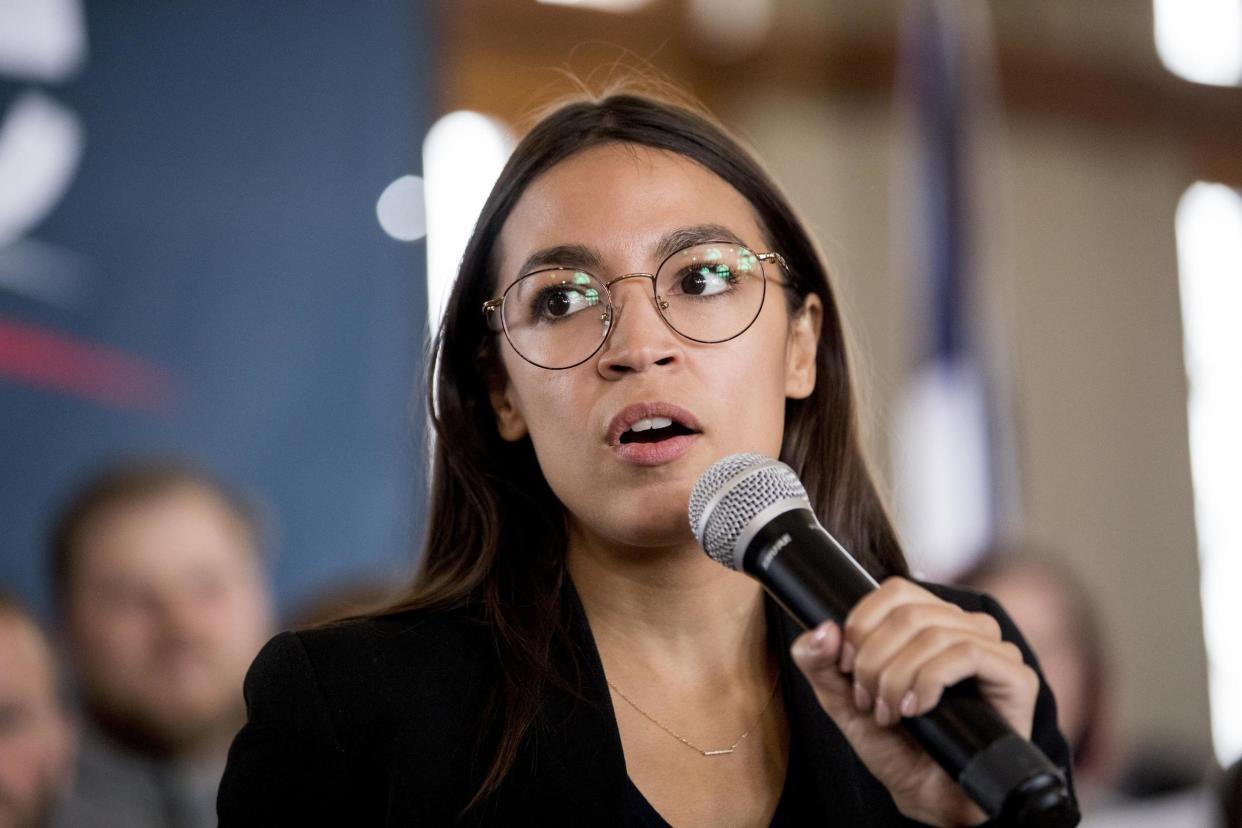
[789, 579, 1039, 827]
[690, 454, 1078, 828]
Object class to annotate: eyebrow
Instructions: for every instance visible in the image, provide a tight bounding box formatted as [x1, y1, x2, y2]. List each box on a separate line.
[516, 244, 602, 277]
[514, 223, 750, 279]
[653, 224, 748, 262]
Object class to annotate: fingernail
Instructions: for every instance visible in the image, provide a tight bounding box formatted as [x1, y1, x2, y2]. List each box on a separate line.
[853, 680, 872, 712]
[839, 641, 856, 674]
[900, 690, 917, 718]
[874, 697, 891, 727]
[820, 622, 842, 652]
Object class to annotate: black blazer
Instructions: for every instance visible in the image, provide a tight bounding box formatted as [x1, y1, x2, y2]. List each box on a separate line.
[218, 581, 1074, 826]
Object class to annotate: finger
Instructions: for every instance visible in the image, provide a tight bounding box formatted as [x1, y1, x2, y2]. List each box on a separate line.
[840, 578, 942, 672]
[849, 602, 1001, 704]
[790, 622, 855, 718]
[906, 640, 1039, 737]
[870, 629, 1024, 728]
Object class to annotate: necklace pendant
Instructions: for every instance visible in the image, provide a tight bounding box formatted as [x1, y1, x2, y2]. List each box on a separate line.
[606, 673, 779, 759]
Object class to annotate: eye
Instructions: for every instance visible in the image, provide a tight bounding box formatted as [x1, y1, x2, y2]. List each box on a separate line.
[675, 263, 737, 297]
[531, 282, 601, 321]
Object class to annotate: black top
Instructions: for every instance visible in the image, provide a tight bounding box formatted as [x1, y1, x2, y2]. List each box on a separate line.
[218, 580, 1075, 826]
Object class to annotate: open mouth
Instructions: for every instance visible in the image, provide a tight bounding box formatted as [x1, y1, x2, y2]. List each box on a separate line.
[619, 416, 697, 444]
[606, 403, 703, 466]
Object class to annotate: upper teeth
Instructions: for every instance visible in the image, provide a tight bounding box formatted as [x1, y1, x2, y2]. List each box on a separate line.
[629, 416, 673, 433]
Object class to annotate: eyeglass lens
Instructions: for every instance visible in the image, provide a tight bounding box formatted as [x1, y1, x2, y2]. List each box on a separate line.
[500, 243, 767, 369]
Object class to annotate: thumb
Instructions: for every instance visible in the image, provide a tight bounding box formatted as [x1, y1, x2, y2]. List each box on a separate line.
[790, 622, 857, 718]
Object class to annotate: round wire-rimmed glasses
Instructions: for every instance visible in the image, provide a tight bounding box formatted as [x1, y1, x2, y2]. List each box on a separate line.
[482, 241, 790, 370]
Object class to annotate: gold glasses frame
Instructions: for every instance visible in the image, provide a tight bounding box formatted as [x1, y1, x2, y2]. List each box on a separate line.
[482, 241, 790, 370]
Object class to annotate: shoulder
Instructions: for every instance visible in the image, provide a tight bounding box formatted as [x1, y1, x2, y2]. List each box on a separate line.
[220, 604, 499, 824]
[285, 603, 492, 678]
[244, 604, 496, 747]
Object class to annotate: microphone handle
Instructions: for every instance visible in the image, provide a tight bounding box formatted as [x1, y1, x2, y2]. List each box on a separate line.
[744, 508, 1079, 828]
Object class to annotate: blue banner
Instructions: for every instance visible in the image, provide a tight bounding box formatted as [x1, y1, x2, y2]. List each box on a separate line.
[0, 1, 432, 618]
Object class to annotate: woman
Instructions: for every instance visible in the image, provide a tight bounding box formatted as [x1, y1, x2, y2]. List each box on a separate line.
[217, 92, 1073, 826]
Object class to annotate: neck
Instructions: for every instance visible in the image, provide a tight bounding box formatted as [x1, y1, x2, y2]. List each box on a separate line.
[566, 522, 770, 686]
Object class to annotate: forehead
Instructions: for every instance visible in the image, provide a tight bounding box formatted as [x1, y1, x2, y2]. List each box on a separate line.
[73, 486, 256, 582]
[495, 143, 764, 287]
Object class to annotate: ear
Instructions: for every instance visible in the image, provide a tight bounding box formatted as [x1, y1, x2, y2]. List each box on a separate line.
[785, 293, 822, 400]
[487, 372, 529, 442]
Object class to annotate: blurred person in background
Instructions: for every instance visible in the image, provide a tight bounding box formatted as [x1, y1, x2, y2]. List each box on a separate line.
[48, 462, 274, 828]
[0, 592, 76, 828]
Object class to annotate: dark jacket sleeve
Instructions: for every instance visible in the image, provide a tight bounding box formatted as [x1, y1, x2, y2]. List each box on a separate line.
[217, 631, 354, 826]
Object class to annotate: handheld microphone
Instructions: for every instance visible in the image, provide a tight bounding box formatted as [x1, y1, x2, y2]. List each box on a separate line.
[689, 453, 1078, 828]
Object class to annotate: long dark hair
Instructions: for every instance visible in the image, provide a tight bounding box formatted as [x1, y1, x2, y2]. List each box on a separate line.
[384, 90, 909, 810]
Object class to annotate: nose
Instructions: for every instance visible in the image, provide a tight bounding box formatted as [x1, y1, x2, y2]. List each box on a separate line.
[596, 274, 681, 379]
[150, 589, 207, 642]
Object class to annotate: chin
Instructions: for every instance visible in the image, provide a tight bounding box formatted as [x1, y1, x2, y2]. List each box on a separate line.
[603, 510, 698, 550]
[89, 696, 237, 758]
[90, 710, 233, 759]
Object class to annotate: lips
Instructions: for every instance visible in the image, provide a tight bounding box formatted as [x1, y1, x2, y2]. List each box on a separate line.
[606, 402, 702, 466]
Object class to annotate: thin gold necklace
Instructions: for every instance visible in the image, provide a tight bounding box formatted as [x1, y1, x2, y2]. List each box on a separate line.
[606, 671, 781, 757]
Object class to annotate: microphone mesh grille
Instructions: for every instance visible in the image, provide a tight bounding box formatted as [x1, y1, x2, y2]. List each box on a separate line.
[688, 453, 810, 570]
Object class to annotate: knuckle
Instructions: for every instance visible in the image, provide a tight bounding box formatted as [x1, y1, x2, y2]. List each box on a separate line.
[1020, 665, 1040, 692]
[852, 654, 877, 688]
[876, 668, 904, 701]
[915, 625, 954, 651]
[914, 659, 952, 698]
[976, 613, 1002, 639]
[953, 640, 981, 664]
[891, 603, 921, 630]
[843, 606, 869, 637]
[841, 621, 862, 648]
[880, 577, 913, 600]
[912, 666, 940, 697]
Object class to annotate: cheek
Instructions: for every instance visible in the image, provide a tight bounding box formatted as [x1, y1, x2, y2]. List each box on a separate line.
[75, 604, 148, 656]
[220, 585, 272, 651]
[517, 376, 592, 470]
[0, 743, 42, 793]
[711, 328, 795, 448]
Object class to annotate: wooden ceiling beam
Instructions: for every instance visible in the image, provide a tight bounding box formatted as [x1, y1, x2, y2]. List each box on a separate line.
[440, 1, 1242, 183]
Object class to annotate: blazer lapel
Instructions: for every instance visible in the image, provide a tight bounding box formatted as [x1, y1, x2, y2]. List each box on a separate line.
[524, 583, 903, 825]
[767, 596, 893, 825]
[516, 578, 629, 825]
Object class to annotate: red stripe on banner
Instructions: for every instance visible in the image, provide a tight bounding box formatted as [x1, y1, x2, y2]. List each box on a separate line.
[0, 317, 176, 414]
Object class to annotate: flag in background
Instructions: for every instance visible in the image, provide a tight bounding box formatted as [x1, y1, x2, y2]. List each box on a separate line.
[890, 0, 1023, 581]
